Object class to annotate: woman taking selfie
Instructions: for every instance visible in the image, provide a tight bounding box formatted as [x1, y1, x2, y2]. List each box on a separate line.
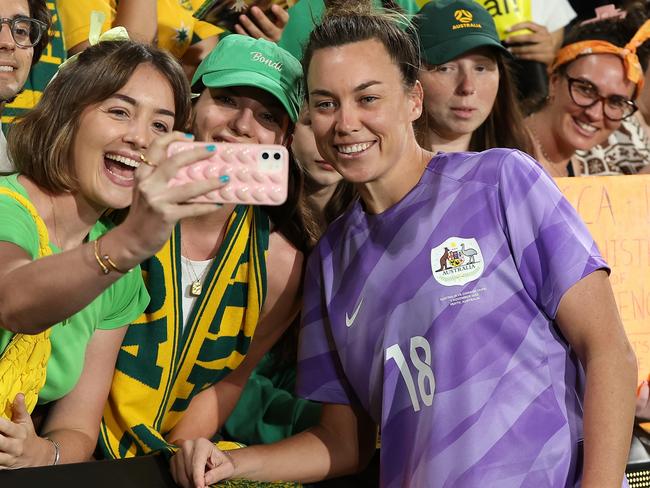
[0, 38, 225, 468]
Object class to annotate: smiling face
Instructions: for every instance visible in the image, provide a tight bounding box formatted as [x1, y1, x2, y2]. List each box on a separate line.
[72, 63, 176, 210]
[548, 53, 636, 153]
[418, 48, 499, 146]
[0, 0, 34, 104]
[292, 107, 343, 188]
[192, 86, 291, 145]
[307, 38, 423, 185]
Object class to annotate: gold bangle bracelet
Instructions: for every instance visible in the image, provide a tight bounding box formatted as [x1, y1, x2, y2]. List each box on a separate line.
[93, 239, 109, 275]
[96, 237, 130, 274]
[102, 254, 128, 274]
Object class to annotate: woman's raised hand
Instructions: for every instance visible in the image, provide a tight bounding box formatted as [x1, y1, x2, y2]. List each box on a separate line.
[234, 5, 290, 43]
[114, 131, 228, 266]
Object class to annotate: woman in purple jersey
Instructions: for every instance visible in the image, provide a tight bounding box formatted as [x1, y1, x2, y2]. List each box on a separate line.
[172, 4, 636, 488]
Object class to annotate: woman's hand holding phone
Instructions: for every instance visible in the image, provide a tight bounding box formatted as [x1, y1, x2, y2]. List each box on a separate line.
[111, 132, 230, 267]
[234, 4, 290, 42]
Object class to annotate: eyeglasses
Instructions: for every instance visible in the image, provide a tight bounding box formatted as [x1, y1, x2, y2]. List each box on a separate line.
[0, 17, 47, 48]
[566, 75, 638, 121]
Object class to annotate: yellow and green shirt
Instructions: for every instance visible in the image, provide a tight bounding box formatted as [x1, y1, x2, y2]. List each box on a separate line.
[57, 0, 223, 59]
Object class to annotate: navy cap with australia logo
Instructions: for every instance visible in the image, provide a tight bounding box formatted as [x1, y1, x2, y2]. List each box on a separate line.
[413, 0, 510, 66]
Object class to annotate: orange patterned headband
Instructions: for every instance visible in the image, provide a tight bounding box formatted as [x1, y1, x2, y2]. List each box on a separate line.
[550, 19, 650, 93]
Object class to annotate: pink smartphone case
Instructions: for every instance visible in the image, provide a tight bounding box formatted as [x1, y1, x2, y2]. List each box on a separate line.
[167, 141, 289, 205]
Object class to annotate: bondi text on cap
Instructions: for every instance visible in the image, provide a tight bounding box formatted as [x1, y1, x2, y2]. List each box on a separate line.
[250, 52, 283, 71]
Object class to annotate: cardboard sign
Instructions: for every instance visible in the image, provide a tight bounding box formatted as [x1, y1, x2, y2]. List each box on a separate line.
[558, 176, 650, 382]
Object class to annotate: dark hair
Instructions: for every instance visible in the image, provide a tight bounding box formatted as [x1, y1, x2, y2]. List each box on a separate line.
[262, 144, 310, 253]
[8, 40, 191, 193]
[416, 51, 534, 153]
[299, 180, 356, 250]
[260, 149, 312, 369]
[28, 0, 51, 65]
[271, 159, 357, 368]
[556, 4, 650, 75]
[302, 3, 420, 92]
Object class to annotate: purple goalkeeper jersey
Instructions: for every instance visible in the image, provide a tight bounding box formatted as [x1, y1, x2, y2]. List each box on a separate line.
[297, 149, 614, 488]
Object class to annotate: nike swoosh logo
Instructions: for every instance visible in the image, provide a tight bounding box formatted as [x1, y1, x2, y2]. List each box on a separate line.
[345, 297, 364, 328]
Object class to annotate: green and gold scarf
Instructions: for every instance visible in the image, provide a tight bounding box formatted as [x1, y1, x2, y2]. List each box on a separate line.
[99, 205, 269, 458]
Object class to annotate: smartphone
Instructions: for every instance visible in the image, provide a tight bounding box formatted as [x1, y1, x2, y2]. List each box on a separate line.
[193, 0, 296, 32]
[167, 141, 289, 206]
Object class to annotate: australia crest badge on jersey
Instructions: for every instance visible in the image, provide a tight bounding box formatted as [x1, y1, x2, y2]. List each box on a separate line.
[431, 237, 484, 287]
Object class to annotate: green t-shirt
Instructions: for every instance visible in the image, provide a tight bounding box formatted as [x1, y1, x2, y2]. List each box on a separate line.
[278, 0, 420, 60]
[0, 175, 150, 403]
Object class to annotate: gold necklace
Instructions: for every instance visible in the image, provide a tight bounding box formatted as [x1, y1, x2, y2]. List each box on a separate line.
[528, 117, 558, 165]
[528, 116, 575, 178]
[180, 235, 214, 297]
[182, 256, 211, 297]
[49, 194, 63, 249]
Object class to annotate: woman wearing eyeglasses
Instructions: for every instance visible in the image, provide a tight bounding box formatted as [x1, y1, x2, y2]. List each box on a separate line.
[525, 9, 650, 178]
[0, 0, 50, 172]
[573, 12, 650, 177]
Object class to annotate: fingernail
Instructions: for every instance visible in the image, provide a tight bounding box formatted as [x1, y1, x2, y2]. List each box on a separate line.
[184, 132, 194, 139]
[206, 144, 216, 152]
[219, 175, 230, 183]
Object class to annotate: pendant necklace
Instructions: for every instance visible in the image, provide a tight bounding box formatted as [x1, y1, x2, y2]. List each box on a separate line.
[181, 237, 214, 297]
[183, 255, 212, 296]
[528, 116, 558, 164]
[49, 194, 71, 326]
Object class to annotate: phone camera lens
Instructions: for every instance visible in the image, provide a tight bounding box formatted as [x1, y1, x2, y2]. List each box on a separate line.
[273, 152, 281, 160]
[262, 152, 269, 160]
